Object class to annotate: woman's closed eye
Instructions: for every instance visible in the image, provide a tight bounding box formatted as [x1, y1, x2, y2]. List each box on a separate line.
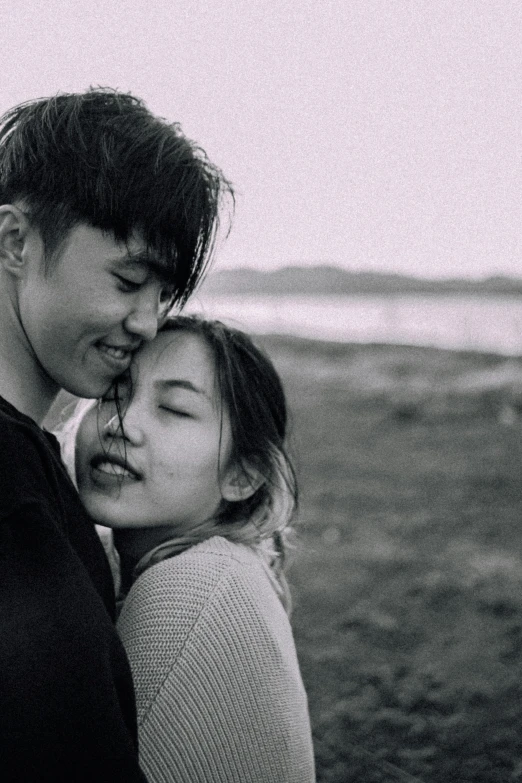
[159, 406, 193, 418]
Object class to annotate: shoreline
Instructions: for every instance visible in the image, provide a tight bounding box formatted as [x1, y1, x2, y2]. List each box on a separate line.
[258, 330, 522, 359]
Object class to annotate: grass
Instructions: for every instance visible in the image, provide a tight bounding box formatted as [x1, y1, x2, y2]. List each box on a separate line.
[257, 335, 522, 783]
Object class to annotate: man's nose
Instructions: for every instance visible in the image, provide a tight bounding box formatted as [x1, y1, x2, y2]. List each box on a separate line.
[124, 289, 162, 341]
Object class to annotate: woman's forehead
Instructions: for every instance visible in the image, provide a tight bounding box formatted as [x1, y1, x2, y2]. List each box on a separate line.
[134, 330, 217, 392]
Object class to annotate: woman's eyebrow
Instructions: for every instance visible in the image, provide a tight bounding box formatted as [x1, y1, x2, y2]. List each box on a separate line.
[155, 379, 208, 398]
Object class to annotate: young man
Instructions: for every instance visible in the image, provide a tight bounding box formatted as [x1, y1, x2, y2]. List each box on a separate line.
[0, 89, 232, 781]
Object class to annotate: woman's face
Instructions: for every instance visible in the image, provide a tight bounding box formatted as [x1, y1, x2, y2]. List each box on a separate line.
[75, 330, 235, 532]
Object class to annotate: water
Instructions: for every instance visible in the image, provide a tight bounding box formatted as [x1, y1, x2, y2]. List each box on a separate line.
[186, 293, 522, 355]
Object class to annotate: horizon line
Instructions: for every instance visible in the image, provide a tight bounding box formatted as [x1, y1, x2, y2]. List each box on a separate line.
[209, 264, 522, 284]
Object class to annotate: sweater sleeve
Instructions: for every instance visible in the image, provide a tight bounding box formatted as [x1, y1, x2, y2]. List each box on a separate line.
[118, 549, 315, 783]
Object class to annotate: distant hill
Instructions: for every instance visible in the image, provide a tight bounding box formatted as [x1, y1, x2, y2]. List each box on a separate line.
[199, 266, 522, 297]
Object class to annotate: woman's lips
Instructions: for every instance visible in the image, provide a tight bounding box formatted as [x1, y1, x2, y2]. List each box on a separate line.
[90, 454, 142, 486]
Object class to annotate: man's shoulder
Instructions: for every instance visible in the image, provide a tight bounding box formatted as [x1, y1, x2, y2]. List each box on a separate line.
[0, 395, 44, 439]
[0, 397, 68, 515]
[0, 400, 55, 469]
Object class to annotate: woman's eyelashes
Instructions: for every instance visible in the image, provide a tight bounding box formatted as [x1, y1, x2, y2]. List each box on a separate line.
[158, 405, 192, 418]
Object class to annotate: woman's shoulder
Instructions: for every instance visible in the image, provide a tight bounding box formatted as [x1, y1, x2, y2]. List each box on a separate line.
[135, 535, 265, 590]
[176, 538, 295, 660]
[118, 537, 268, 621]
[117, 536, 298, 714]
[118, 536, 288, 644]
[120, 536, 303, 684]
[122, 538, 315, 782]
[180, 534, 258, 564]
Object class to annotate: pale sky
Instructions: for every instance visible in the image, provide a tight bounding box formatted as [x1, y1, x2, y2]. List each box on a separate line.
[1, 0, 521, 279]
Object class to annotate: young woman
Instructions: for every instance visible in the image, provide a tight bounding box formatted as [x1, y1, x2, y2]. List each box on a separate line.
[60, 315, 315, 783]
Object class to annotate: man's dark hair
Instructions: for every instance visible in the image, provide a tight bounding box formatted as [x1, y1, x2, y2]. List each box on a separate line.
[0, 88, 233, 305]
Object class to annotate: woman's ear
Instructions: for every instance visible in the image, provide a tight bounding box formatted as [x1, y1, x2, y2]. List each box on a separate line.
[221, 463, 265, 502]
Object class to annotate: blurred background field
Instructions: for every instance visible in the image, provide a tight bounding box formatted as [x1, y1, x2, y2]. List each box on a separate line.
[255, 333, 522, 783]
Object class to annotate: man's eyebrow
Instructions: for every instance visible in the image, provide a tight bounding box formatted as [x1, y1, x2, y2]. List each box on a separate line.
[155, 379, 208, 397]
[114, 253, 172, 281]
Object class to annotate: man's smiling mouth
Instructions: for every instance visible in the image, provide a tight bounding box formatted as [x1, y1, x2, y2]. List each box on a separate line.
[95, 342, 138, 371]
[98, 345, 129, 360]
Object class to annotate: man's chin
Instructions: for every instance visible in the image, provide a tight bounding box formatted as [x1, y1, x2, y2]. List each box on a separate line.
[59, 378, 112, 401]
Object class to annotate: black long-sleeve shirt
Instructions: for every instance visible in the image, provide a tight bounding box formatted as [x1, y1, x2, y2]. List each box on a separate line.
[0, 396, 146, 782]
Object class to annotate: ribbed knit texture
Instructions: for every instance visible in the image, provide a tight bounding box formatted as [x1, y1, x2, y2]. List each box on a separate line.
[117, 536, 315, 782]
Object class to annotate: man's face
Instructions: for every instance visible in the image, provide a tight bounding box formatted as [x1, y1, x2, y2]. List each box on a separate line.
[17, 223, 175, 398]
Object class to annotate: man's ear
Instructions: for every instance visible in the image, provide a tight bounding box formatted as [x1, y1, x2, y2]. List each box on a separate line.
[221, 463, 265, 503]
[0, 205, 32, 279]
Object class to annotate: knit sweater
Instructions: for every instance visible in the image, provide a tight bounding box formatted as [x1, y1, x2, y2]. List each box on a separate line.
[117, 535, 316, 783]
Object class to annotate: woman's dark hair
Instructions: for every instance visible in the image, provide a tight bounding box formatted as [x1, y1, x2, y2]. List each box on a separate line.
[0, 88, 233, 305]
[134, 315, 298, 611]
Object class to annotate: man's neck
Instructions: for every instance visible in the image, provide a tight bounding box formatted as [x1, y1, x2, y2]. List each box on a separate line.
[0, 371, 58, 425]
[0, 296, 59, 424]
